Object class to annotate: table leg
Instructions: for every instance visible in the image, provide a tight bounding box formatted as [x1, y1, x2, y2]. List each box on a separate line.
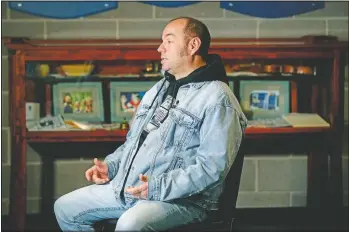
[307, 150, 329, 208]
[9, 136, 27, 231]
[41, 154, 55, 216]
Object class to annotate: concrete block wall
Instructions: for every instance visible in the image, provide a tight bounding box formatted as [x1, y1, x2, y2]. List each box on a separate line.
[1, 2, 348, 214]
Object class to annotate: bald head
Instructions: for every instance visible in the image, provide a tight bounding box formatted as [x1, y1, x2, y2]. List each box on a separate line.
[157, 17, 209, 79]
[169, 17, 211, 60]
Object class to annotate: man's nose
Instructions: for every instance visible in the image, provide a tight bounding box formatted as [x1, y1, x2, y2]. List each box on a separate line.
[157, 43, 164, 53]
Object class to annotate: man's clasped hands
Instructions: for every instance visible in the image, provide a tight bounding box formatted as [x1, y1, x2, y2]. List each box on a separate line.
[85, 158, 149, 199]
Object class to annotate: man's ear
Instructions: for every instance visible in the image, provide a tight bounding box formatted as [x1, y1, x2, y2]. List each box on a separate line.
[188, 37, 201, 56]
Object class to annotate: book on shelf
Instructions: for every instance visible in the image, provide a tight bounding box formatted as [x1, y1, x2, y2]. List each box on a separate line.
[142, 72, 162, 77]
[247, 117, 292, 128]
[27, 115, 121, 131]
[64, 120, 99, 130]
[247, 113, 330, 128]
[27, 114, 67, 131]
[227, 71, 259, 77]
[98, 74, 140, 78]
[65, 120, 121, 131]
[283, 113, 330, 128]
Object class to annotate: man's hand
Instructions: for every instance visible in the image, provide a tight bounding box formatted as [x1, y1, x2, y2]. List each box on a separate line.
[125, 174, 148, 199]
[85, 158, 110, 184]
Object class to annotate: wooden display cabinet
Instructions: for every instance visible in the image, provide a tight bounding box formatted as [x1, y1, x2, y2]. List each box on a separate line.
[3, 36, 347, 231]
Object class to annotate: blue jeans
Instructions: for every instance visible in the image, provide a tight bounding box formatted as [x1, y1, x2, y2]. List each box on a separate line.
[54, 182, 208, 231]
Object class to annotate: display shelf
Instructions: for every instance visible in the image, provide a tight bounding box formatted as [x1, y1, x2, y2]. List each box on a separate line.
[26, 126, 332, 143]
[25, 73, 319, 83]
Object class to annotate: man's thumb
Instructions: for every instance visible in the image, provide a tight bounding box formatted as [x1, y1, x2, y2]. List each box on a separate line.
[94, 158, 103, 167]
[139, 174, 148, 182]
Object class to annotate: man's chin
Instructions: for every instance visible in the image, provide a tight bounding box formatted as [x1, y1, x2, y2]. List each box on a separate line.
[161, 66, 170, 72]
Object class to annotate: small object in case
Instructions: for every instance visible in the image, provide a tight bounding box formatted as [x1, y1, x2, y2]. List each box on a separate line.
[26, 102, 40, 121]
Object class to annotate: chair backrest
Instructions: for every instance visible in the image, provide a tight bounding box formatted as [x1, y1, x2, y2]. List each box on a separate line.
[217, 142, 245, 221]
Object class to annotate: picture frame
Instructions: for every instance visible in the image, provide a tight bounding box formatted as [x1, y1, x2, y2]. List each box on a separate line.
[239, 80, 290, 120]
[229, 81, 234, 93]
[52, 82, 104, 122]
[110, 81, 156, 122]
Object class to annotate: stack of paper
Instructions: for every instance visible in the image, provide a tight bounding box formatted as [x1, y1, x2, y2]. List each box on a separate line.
[247, 117, 292, 128]
[64, 120, 103, 130]
[283, 113, 330, 128]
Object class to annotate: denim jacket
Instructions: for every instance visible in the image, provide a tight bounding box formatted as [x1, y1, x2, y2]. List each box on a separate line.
[104, 78, 247, 210]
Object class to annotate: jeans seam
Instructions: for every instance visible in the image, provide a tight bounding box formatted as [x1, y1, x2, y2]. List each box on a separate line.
[140, 206, 206, 232]
[72, 207, 122, 231]
[140, 208, 177, 232]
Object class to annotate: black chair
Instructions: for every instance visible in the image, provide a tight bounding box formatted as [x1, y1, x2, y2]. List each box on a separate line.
[94, 145, 245, 232]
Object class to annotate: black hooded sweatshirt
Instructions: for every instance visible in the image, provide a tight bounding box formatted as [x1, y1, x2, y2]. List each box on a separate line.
[139, 54, 229, 147]
[162, 54, 229, 103]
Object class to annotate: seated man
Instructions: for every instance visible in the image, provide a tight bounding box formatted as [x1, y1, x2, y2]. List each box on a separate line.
[54, 16, 247, 231]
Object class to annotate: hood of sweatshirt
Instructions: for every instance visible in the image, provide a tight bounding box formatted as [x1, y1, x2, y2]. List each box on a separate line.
[162, 54, 228, 100]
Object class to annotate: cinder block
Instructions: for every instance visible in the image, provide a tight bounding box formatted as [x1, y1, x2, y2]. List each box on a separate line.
[2, 42, 8, 56]
[2, 58, 9, 91]
[27, 164, 41, 198]
[2, 2, 8, 19]
[1, 200, 9, 215]
[328, 20, 348, 40]
[119, 20, 166, 39]
[239, 159, 256, 191]
[1, 165, 10, 198]
[0, 198, 40, 215]
[1, 93, 9, 127]
[236, 192, 290, 208]
[259, 19, 326, 38]
[201, 19, 257, 38]
[0, 165, 41, 200]
[1, 128, 10, 164]
[47, 21, 117, 39]
[27, 145, 42, 163]
[2, 21, 44, 39]
[290, 192, 307, 207]
[257, 158, 307, 191]
[327, 30, 348, 42]
[328, 19, 348, 30]
[54, 161, 91, 197]
[27, 198, 40, 214]
[225, 8, 257, 18]
[88, 2, 153, 19]
[156, 2, 223, 18]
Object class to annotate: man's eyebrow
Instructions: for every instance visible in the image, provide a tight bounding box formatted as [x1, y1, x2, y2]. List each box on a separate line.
[164, 33, 175, 38]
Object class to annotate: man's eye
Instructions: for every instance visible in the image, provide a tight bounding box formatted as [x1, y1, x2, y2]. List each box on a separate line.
[167, 41, 173, 44]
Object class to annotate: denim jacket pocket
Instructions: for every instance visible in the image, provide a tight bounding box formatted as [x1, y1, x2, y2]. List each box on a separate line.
[170, 108, 199, 129]
[162, 108, 200, 150]
[167, 156, 184, 172]
[128, 105, 149, 138]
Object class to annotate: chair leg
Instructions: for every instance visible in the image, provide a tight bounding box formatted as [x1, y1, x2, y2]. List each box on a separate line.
[229, 218, 236, 232]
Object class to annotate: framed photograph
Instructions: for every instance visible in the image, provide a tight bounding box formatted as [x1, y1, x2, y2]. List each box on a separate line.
[229, 81, 234, 93]
[53, 82, 104, 122]
[110, 81, 156, 122]
[239, 81, 290, 119]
